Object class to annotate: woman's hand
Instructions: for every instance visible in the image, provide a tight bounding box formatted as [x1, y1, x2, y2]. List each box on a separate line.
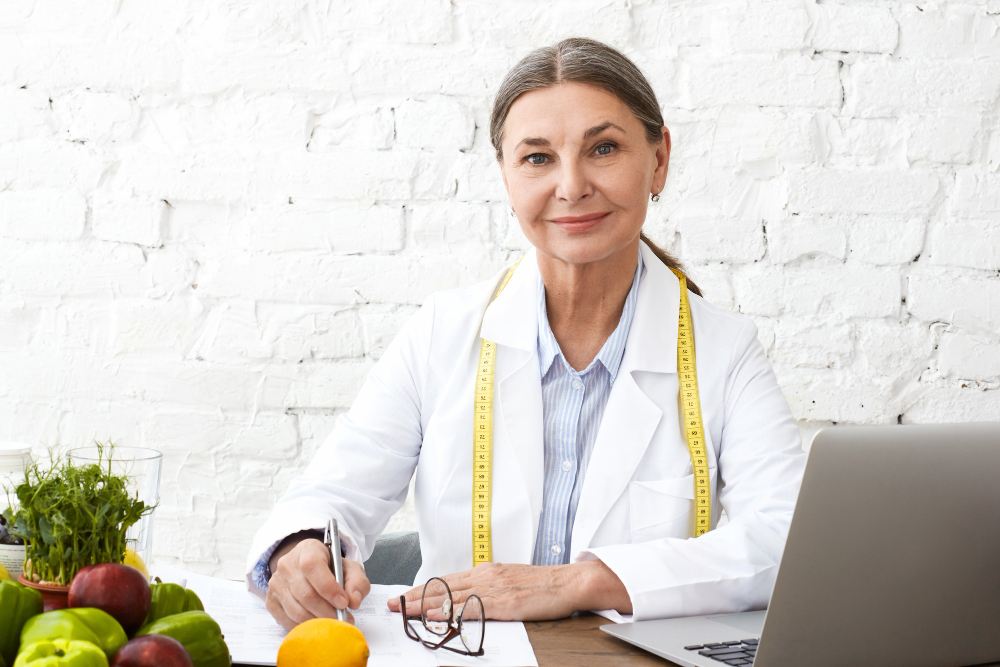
[264, 538, 371, 631]
[386, 561, 611, 622]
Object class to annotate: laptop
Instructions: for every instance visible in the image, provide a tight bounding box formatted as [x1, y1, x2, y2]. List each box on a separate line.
[600, 421, 1000, 667]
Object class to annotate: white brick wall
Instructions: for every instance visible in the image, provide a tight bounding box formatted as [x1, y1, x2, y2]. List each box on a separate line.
[1, 1, 997, 580]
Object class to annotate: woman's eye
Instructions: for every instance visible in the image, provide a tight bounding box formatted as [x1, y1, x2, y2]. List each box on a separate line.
[525, 153, 547, 165]
[595, 142, 617, 155]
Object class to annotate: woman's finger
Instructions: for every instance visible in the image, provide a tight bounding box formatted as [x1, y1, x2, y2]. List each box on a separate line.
[291, 570, 343, 620]
[344, 559, 370, 609]
[275, 586, 313, 628]
[298, 542, 349, 607]
[264, 588, 296, 631]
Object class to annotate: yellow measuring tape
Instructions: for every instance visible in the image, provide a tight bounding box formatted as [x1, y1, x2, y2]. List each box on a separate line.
[669, 266, 711, 536]
[473, 257, 709, 566]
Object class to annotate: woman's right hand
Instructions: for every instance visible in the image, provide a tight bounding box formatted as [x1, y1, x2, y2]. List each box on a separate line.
[264, 537, 371, 631]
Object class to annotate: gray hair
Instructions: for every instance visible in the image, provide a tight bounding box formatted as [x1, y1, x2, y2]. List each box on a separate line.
[489, 37, 702, 297]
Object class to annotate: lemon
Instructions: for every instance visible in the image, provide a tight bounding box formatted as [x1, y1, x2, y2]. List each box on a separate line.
[0, 561, 10, 581]
[123, 547, 149, 580]
[277, 618, 369, 667]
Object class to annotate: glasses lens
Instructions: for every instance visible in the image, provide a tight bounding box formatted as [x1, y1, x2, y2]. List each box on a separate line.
[421, 578, 452, 635]
[459, 594, 485, 654]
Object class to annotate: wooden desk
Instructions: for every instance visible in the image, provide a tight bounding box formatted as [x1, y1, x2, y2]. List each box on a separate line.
[515, 613, 1000, 667]
[236, 610, 1000, 667]
[518, 611, 673, 666]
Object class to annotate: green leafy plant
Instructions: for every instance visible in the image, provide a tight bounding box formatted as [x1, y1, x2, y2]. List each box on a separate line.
[1, 440, 155, 586]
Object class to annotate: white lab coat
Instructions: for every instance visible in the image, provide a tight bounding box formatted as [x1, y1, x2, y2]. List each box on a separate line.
[246, 239, 807, 622]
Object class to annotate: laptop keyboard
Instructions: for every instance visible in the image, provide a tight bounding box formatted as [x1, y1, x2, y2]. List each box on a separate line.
[684, 638, 759, 664]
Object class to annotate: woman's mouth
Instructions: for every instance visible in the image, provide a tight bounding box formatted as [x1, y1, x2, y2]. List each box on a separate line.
[549, 211, 611, 231]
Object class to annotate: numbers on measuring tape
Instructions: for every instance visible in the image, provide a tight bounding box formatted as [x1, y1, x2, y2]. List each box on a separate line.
[670, 266, 711, 537]
[472, 257, 523, 567]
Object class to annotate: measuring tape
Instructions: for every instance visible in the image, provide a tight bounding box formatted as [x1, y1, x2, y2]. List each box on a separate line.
[472, 257, 709, 566]
[670, 266, 711, 536]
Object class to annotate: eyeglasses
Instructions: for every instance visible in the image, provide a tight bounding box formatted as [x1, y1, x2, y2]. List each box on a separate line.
[400, 577, 485, 657]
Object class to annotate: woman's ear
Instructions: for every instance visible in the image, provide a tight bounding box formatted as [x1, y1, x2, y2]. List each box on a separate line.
[652, 125, 671, 193]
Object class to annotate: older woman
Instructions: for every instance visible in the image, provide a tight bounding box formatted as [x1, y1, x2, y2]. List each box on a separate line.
[246, 37, 806, 629]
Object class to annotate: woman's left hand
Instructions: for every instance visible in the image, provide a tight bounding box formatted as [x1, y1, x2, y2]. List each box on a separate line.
[386, 561, 594, 621]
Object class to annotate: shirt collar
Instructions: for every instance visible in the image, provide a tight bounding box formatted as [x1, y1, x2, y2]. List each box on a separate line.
[537, 247, 645, 385]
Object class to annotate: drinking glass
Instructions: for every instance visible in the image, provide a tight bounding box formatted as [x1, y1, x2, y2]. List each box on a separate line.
[67, 446, 162, 569]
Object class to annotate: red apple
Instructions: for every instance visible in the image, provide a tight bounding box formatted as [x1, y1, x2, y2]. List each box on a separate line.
[111, 635, 194, 667]
[69, 562, 152, 635]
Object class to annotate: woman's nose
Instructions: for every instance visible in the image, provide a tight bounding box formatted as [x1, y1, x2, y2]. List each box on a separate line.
[554, 158, 593, 203]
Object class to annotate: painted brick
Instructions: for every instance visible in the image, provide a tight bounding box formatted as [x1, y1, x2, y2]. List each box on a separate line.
[723, 0, 811, 54]
[812, 4, 897, 53]
[462, 0, 632, 51]
[396, 96, 475, 150]
[844, 216, 926, 265]
[952, 168, 1000, 214]
[407, 201, 492, 253]
[308, 103, 395, 152]
[733, 263, 901, 318]
[0, 191, 86, 240]
[788, 169, 939, 215]
[925, 219, 1000, 271]
[904, 384, 1000, 423]
[908, 271, 1000, 334]
[92, 197, 166, 246]
[767, 215, 848, 263]
[677, 216, 766, 263]
[907, 112, 979, 165]
[845, 60, 1000, 116]
[937, 332, 1000, 381]
[0, 140, 105, 193]
[896, 4, 1000, 60]
[685, 56, 842, 109]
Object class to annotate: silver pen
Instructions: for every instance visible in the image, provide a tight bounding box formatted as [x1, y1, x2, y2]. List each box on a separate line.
[325, 518, 348, 622]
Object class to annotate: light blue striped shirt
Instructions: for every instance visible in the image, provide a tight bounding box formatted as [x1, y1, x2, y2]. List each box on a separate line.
[531, 248, 644, 566]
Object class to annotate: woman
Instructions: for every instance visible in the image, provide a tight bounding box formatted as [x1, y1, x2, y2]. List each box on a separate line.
[246, 37, 806, 629]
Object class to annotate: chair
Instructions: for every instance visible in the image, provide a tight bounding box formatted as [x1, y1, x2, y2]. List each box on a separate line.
[362, 530, 422, 586]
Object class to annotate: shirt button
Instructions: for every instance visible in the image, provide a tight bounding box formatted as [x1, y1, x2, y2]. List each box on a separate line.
[572, 379, 584, 390]
[551, 543, 562, 556]
[561, 459, 572, 472]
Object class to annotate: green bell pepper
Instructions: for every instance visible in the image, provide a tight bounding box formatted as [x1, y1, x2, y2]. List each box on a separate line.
[12, 639, 107, 667]
[0, 580, 44, 666]
[141, 583, 204, 627]
[20, 609, 126, 660]
[136, 611, 230, 667]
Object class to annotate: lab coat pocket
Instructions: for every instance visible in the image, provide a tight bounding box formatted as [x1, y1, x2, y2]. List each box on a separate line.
[628, 475, 695, 543]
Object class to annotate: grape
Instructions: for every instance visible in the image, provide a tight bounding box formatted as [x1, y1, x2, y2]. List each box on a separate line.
[0, 512, 24, 545]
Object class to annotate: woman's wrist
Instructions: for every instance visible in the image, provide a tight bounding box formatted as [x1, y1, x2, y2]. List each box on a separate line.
[567, 558, 633, 615]
[268, 529, 325, 574]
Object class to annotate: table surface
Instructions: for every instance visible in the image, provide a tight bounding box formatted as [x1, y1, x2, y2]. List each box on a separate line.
[516, 612, 673, 666]
[232, 610, 1000, 667]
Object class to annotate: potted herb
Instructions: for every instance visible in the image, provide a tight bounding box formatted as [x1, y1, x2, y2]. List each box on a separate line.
[1, 441, 153, 609]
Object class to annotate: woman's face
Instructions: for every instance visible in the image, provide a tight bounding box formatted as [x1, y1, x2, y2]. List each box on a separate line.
[499, 81, 670, 266]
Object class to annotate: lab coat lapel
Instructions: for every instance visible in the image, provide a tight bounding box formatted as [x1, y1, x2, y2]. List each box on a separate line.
[479, 249, 544, 557]
[571, 241, 680, 554]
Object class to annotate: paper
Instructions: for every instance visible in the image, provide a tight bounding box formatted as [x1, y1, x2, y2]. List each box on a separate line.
[152, 564, 537, 666]
[593, 608, 633, 624]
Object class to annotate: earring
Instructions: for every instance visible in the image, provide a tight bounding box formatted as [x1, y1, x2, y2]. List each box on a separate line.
[510, 207, 516, 216]
[651, 193, 660, 202]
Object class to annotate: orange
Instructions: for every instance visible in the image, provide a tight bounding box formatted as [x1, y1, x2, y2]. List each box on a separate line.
[277, 617, 370, 667]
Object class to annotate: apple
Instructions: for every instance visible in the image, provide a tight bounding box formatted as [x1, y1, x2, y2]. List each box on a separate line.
[69, 562, 152, 635]
[111, 635, 194, 667]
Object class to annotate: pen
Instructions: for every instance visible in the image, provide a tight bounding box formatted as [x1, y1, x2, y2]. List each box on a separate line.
[326, 518, 347, 622]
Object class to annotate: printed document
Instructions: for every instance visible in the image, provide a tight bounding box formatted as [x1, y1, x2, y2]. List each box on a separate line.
[153, 564, 537, 666]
